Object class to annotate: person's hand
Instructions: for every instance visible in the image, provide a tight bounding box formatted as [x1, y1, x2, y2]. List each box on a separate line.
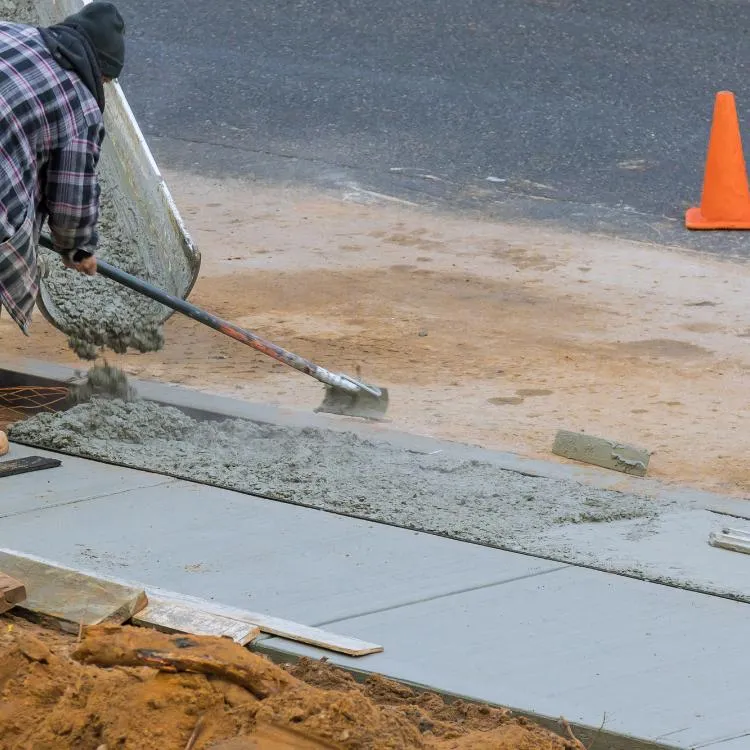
[62, 254, 97, 276]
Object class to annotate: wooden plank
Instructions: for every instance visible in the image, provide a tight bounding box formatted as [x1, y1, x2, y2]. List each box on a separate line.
[133, 600, 260, 645]
[0, 572, 26, 615]
[709, 527, 750, 555]
[144, 589, 383, 657]
[0, 550, 382, 657]
[0, 455, 61, 478]
[0, 551, 147, 634]
[241, 610, 383, 656]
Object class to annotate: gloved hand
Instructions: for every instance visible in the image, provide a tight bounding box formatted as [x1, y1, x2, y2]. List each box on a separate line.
[61, 247, 97, 276]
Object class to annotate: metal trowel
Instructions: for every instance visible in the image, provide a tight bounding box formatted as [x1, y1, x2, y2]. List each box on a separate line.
[38, 236, 389, 420]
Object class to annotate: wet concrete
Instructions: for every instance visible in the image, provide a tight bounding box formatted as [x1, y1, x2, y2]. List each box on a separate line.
[39, 185, 168, 359]
[10, 396, 665, 549]
[69, 363, 137, 404]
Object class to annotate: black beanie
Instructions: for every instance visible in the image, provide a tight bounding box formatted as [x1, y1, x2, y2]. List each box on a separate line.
[61, 2, 125, 79]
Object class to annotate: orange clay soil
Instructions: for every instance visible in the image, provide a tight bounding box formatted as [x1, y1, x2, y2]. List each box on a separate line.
[0, 615, 579, 750]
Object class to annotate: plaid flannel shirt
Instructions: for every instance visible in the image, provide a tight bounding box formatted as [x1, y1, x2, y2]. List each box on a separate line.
[0, 22, 104, 333]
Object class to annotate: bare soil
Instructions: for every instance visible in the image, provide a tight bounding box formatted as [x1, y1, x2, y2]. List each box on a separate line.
[0, 614, 575, 750]
[3, 171, 750, 495]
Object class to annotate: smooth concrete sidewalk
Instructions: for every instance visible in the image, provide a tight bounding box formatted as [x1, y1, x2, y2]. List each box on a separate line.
[1, 442, 749, 748]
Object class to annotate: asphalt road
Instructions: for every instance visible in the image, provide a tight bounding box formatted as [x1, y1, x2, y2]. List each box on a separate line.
[115, 0, 750, 254]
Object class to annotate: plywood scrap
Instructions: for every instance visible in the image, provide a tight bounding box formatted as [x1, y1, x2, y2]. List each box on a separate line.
[133, 599, 260, 645]
[0, 572, 26, 614]
[0, 455, 61, 478]
[73, 624, 298, 699]
[0, 550, 147, 633]
[709, 527, 750, 555]
[144, 589, 383, 657]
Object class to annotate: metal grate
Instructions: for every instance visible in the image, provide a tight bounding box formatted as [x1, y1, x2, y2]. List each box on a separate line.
[0, 385, 70, 426]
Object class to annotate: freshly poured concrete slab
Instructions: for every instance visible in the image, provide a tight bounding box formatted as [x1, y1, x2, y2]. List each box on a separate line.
[0, 442, 745, 747]
[707, 736, 750, 749]
[0, 442, 172, 518]
[0, 476, 565, 625]
[260, 566, 750, 750]
[11, 359, 750, 603]
[537, 508, 750, 600]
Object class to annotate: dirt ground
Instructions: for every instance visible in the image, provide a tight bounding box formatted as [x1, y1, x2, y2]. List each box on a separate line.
[0, 614, 577, 750]
[3, 171, 750, 495]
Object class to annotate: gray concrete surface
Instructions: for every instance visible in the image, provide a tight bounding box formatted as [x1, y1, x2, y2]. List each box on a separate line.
[11, 392, 750, 602]
[6, 359, 750, 602]
[114, 0, 750, 257]
[0, 444, 565, 624]
[1, 442, 749, 749]
[0, 445, 171, 517]
[537, 508, 750, 599]
[260, 567, 750, 749]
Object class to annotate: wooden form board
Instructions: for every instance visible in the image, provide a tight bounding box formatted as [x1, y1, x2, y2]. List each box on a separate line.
[0, 551, 147, 633]
[133, 599, 261, 645]
[0, 550, 382, 657]
[0, 455, 61, 478]
[143, 589, 384, 657]
[0, 572, 26, 614]
[709, 527, 750, 555]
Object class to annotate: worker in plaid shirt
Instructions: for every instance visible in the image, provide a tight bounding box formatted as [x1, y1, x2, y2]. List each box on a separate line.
[0, 2, 124, 334]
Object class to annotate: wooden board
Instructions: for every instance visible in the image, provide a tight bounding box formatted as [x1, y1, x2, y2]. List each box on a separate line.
[0, 572, 26, 615]
[0, 551, 147, 634]
[0, 455, 61, 478]
[0, 550, 381, 656]
[144, 589, 383, 657]
[133, 599, 260, 645]
[239, 610, 383, 656]
[709, 527, 750, 555]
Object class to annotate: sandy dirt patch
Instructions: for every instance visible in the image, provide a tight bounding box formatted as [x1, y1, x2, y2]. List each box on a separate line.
[2, 171, 750, 496]
[0, 614, 575, 750]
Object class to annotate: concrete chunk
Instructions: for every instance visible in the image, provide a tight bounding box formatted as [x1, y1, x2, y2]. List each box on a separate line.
[552, 430, 650, 476]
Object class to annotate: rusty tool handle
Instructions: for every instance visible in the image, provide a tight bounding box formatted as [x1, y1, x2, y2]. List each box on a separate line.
[38, 236, 380, 397]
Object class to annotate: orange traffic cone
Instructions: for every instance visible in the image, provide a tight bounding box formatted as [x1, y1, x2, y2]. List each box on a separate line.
[686, 91, 750, 230]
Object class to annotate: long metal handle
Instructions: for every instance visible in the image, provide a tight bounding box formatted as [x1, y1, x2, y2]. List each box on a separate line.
[38, 237, 381, 397]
